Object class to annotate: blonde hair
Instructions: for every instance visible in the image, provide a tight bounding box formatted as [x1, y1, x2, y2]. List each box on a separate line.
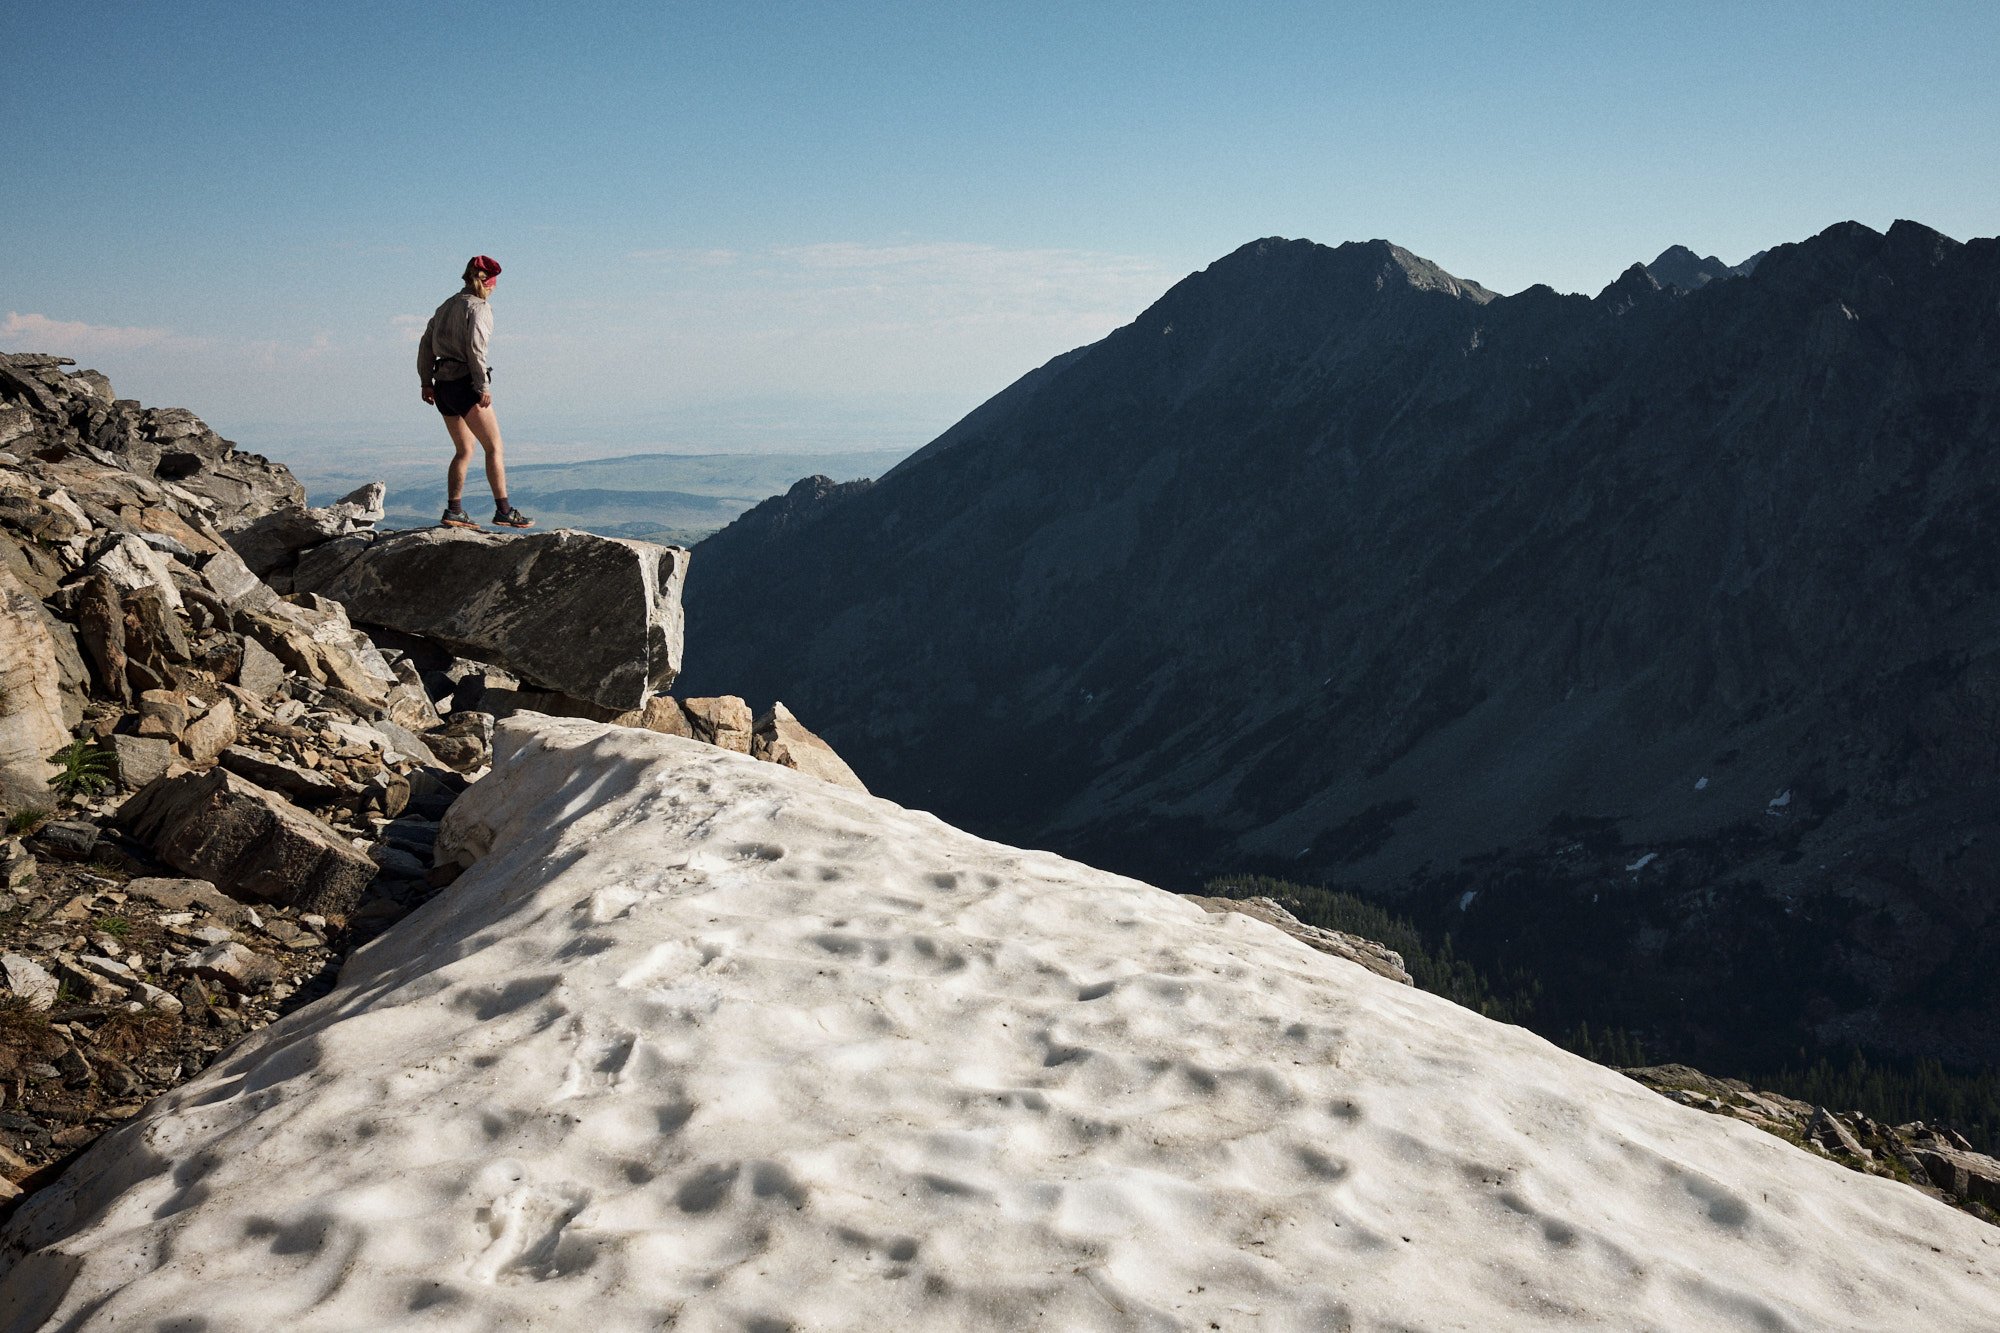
[461, 260, 494, 296]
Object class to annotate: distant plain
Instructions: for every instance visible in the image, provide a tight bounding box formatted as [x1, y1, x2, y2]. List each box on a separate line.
[296, 448, 910, 544]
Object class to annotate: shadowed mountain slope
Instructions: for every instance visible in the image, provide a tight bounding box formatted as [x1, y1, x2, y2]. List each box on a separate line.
[683, 222, 2000, 1071]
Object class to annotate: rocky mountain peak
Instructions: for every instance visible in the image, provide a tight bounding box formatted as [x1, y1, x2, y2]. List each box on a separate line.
[1596, 261, 1667, 311]
[684, 216, 2000, 1083]
[1644, 244, 1740, 291]
[1186, 235, 1496, 309]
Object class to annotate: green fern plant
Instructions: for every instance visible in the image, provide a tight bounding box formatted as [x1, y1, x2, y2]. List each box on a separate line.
[47, 739, 115, 802]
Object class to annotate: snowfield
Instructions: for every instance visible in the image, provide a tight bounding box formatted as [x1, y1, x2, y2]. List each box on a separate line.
[3, 715, 1996, 1330]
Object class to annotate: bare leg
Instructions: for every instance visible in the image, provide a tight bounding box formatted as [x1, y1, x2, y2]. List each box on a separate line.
[443, 413, 478, 505]
[461, 402, 508, 503]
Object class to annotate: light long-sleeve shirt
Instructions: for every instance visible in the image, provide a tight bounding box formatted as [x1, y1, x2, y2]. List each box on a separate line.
[416, 292, 493, 393]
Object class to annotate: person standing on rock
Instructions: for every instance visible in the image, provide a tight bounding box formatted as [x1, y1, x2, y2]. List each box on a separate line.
[418, 255, 534, 530]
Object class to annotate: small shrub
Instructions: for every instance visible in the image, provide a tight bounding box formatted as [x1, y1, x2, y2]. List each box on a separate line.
[0, 997, 59, 1081]
[47, 739, 114, 802]
[5, 807, 48, 836]
[91, 914, 132, 939]
[92, 1009, 178, 1058]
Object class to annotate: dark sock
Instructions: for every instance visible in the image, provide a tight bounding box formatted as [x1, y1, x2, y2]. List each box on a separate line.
[495, 496, 510, 513]
[447, 496, 464, 511]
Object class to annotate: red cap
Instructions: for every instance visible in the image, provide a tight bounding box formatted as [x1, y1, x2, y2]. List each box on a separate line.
[470, 254, 502, 279]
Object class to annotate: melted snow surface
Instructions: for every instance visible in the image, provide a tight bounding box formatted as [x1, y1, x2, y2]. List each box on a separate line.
[4, 716, 1997, 1331]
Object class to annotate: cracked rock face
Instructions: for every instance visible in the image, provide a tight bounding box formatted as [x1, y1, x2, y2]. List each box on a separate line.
[291, 527, 688, 712]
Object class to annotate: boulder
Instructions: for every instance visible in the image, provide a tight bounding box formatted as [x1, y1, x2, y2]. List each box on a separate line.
[179, 697, 238, 765]
[0, 567, 72, 812]
[31, 821, 99, 861]
[358, 769, 410, 819]
[290, 527, 687, 712]
[681, 696, 753, 753]
[1809, 1107, 1868, 1159]
[173, 941, 280, 995]
[123, 875, 248, 925]
[425, 711, 493, 774]
[0, 953, 57, 1010]
[0, 839, 36, 889]
[0, 531, 60, 603]
[234, 636, 286, 699]
[121, 586, 191, 690]
[87, 534, 182, 613]
[383, 659, 443, 732]
[635, 695, 694, 738]
[1914, 1143, 2000, 1211]
[195, 547, 280, 614]
[123, 406, 304, 527]
[117, 767, 378, 916]
[222, 482, 386, 578]
[107, 734, 174, 790]
[404, 767, 466, 821]
[365, 718, 439, 768]
[134, 689, 189, 739]
[751, 702, 868, 792]
[72, 574, 129, 704]
[368, 844, 426, 880]
[216, 746, 343, 806]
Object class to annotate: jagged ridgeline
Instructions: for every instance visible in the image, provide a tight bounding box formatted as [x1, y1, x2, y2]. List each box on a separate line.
[683, 220, 2000, 1079]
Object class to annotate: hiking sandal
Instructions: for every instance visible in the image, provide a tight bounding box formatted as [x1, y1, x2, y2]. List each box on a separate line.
[493, 506, 535, 529]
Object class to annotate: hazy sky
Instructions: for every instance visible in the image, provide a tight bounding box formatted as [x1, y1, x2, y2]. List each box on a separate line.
[4, 1, 1996, 469]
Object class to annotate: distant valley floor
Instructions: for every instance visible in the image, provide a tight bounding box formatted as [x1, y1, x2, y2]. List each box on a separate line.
[300, 447, 910, 543]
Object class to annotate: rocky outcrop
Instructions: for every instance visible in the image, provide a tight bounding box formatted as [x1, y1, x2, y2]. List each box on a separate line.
[1184, 894, 1411, 984]
[220, 481, 386, 581]
[751, 701, 868, 792]
[0, 350, 868, 1212]
[0, 353, 300, 525]
[679, 694, 753, 752]
[117, 766, 378, 917]
[1624, 1064, 2000, 1226]
[291, 526, 688, 711]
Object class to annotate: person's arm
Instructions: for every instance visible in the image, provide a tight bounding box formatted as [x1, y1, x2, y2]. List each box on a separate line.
[467, 302, 492, 398]
[417, 316, 437, 402]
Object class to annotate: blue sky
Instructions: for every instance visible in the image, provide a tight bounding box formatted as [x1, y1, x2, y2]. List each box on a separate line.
[4, 1, 1996, 472]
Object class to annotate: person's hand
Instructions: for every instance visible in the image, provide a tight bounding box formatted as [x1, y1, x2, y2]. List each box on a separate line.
[478, 392, 493, 409]
[421, 385, 435, 404]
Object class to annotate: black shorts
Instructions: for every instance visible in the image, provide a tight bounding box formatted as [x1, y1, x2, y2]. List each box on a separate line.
[433, 378, 482, 418]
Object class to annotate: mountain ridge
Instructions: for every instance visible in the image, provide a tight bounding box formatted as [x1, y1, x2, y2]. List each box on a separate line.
[684, 217, 2000, 1073]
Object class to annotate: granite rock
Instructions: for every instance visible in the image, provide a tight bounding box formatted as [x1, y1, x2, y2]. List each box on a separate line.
[290, 527, 687, 711]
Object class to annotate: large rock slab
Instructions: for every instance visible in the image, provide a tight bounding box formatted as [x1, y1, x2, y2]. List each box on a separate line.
[292, 527, 687, 711]
[0, 566, 72, 812]
[116, 767, 377, 916]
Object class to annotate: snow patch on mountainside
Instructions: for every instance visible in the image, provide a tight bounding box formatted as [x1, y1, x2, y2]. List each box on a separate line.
[2, 716, 1995, 1330]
